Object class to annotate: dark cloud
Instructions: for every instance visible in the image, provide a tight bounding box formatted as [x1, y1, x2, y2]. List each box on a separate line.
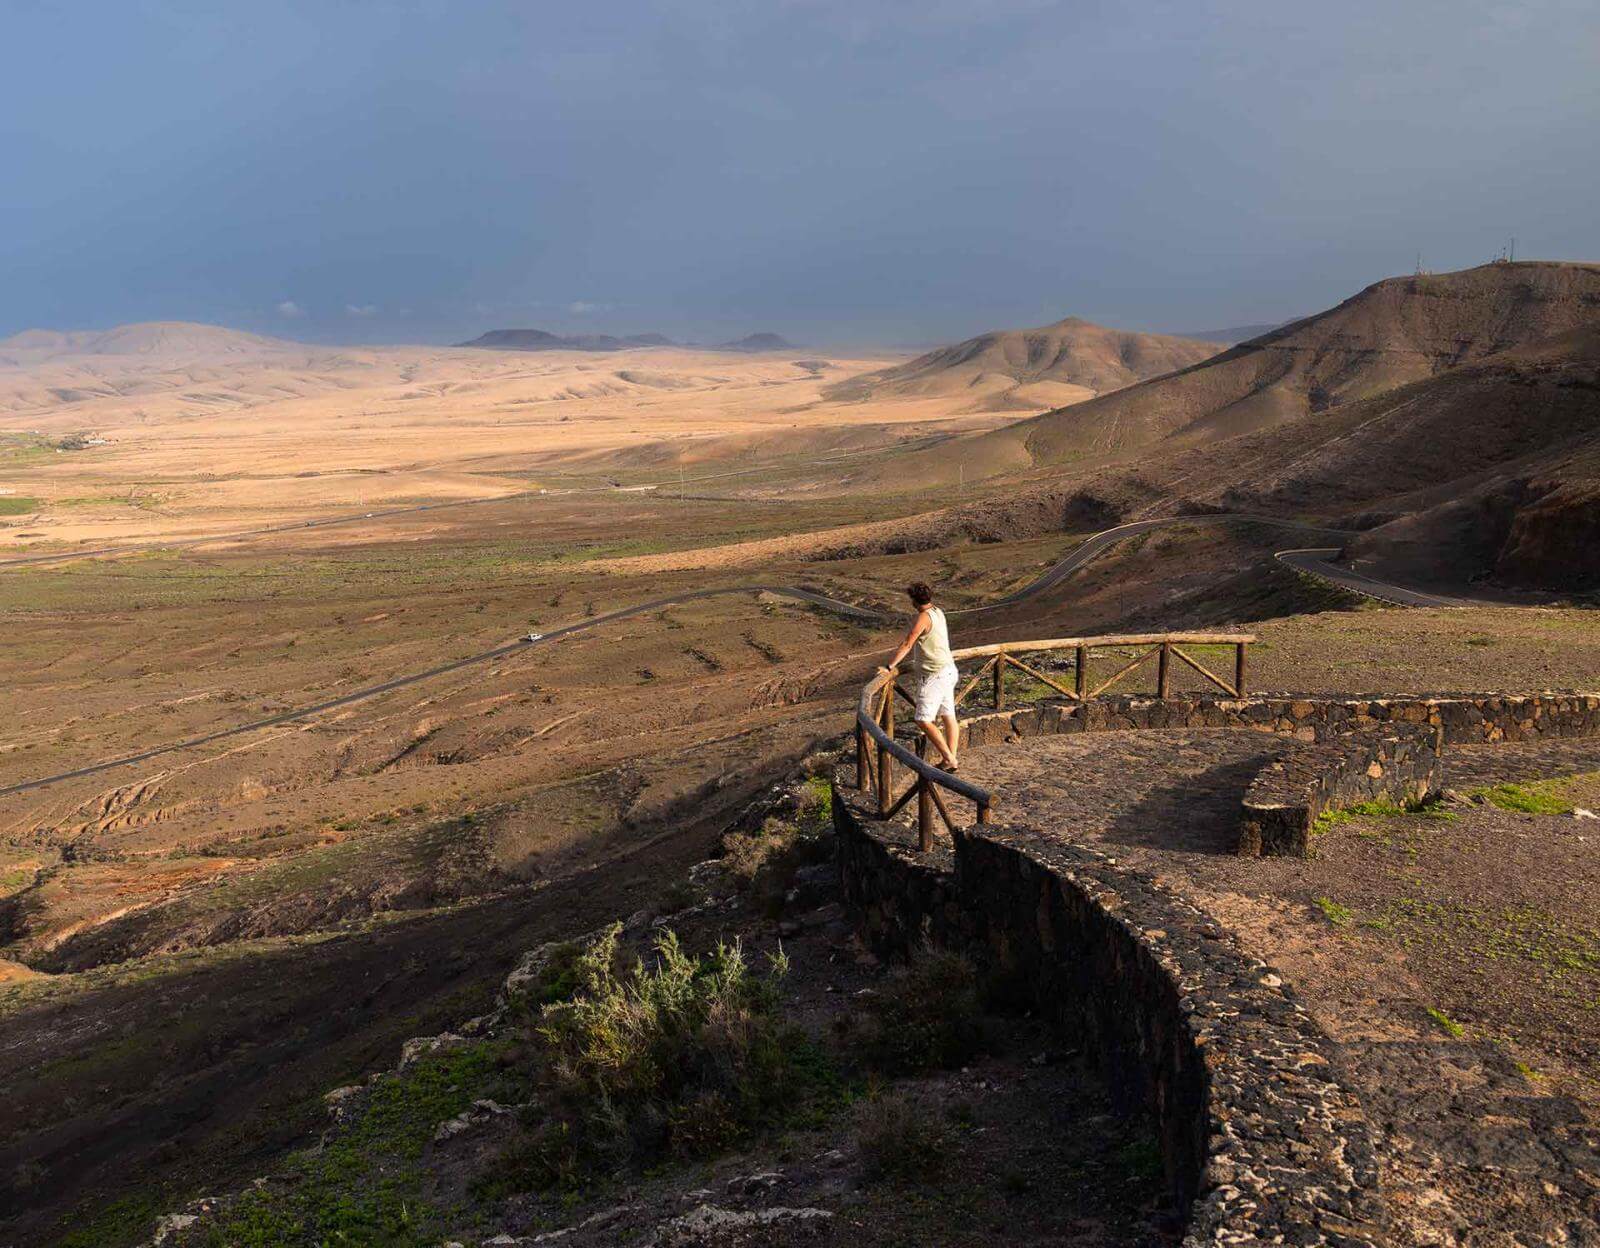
[1, 1, 1596, 346]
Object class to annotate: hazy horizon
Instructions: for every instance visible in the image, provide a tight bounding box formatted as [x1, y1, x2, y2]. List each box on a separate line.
[5, 1, 1598, 348]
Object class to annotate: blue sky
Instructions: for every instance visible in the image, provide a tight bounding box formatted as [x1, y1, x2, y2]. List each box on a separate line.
[3, 0, 1597, 346]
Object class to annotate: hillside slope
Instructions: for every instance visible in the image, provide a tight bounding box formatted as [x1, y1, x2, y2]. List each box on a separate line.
[1, 321, 292, 360]
[826, 316, 1221, 412]
[935, 262, 1600, 475]
[1033, 324, 1600, 592]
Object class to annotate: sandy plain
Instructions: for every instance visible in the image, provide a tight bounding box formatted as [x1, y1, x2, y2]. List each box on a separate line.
[0, 339, 1027, 552]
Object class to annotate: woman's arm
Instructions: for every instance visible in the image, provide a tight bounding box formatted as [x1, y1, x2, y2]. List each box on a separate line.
[879, 609, 929, 672]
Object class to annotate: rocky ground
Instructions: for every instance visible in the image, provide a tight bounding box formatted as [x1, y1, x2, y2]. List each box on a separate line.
[130, 778, 1174, 1248]
[946, 728, 1600, 1244]
[4, 479, 1598, 1245]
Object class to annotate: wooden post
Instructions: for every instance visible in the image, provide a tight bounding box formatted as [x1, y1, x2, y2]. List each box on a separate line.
[993, 650, 1005, 710]
[1235, 642, 1248, 697]
[976, 800, 991, 825]
[856, 721, 869, 791]
[877, 686, 895, 817]
[1157, 641, 1171, 699]
[917, 776, 933, 851]
[1075, 645, 1087, 699]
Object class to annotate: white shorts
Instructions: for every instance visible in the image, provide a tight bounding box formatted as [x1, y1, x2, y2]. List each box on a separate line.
[914, 666, 959, 721]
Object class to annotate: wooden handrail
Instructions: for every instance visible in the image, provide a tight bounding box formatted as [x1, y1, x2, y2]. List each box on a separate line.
[950, 632, 1254, 660]
[857, 671, 993, 806]
[855, 631, 1255, 851]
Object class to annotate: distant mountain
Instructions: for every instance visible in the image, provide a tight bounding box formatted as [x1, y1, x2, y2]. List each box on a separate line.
[1, 321, 291, 357]
[825, 317, 1222, 412]
[1179, 322, 1289, 344]
[945, 261, 1600, 470]
[456, 329, 676, 352]
[718, 332, 796, 352]
[0, 329, 95, 351]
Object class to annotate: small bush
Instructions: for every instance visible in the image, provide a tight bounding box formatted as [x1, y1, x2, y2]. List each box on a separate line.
[856, 947, 983, 1074]
[1114, 1135, 1166, 1184]
[515, 926, 797, 1187]
[797, 776, 833, 834]
[857, 1093, 948, 1182]
[654, 877, 700, 917]
[721, 782, 835, 916]
[512, 930, 629, 1010]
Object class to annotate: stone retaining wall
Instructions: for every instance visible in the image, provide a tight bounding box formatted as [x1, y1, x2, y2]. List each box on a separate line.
[1239, 723, 1443, 856]
[959, 690, 1600, 750]
[834, 776, 1387, 1247]
[955, 691, 1599, 856]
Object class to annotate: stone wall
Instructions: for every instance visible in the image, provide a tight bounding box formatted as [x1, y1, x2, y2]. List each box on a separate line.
[1239, 723, 1443, 856]
[958, 690, 1600, 748]
[955, 690, 1599, 856]
[833, 790, 963, 954]
[833, 776, 1388, 1247]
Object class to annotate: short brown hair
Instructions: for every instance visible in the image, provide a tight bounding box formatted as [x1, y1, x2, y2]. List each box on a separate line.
[906, 581, 933, 606]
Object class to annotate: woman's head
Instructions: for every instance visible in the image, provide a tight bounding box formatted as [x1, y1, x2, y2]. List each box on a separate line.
[906, 581, 933, 607]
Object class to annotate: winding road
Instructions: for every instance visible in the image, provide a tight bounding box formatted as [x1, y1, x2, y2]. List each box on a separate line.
[0, 515, 1463, 798]
[1273, 547, 1470, 608]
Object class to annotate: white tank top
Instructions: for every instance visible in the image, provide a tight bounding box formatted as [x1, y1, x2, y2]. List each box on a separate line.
[912, 606, 953, 674]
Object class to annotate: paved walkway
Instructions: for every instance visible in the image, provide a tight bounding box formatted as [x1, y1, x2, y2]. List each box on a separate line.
[956, 728, 1292, 863]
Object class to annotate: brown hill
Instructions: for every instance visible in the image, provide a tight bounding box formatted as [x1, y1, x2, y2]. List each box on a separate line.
[1042, 323, 1600, 592]
[826, 316, 1221, 412]
[1, 321, 291, 358]
[942, 262, 1600, 475]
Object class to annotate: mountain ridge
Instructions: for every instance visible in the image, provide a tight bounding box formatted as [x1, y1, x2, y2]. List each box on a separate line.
[1, 321, 294, 357]
[824, 316, 1222, 412]
[456, 329, 678, 352]
[944, 261, 1600, 473]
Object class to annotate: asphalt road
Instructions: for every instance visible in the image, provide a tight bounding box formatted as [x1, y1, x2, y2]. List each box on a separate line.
[1274, 547, 1472, 608]
[0, 514, 1460, 798]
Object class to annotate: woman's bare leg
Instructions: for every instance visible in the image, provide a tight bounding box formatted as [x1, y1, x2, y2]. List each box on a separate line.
[917, 719, 959, 768]
[942, 708, 960, 764]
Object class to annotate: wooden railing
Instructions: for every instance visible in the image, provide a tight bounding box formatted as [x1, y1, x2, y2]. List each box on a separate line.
[855, 633, 1254, 851]
[857, 665, 994, 852]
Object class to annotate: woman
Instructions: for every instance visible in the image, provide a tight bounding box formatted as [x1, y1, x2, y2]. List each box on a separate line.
[878, 581, 960, 771]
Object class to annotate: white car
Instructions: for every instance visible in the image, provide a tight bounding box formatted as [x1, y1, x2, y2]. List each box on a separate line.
[526, 632, 544, 643]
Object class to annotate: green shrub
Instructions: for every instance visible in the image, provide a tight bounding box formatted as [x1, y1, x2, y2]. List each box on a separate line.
[654, 877, 700, 917]
[516, 926, 797, 1187]
[797, 776, 833, 834]
[856, 947, 983, 1074]
[856, 1092, 948, 1182]
[721, 789, 834, 916]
